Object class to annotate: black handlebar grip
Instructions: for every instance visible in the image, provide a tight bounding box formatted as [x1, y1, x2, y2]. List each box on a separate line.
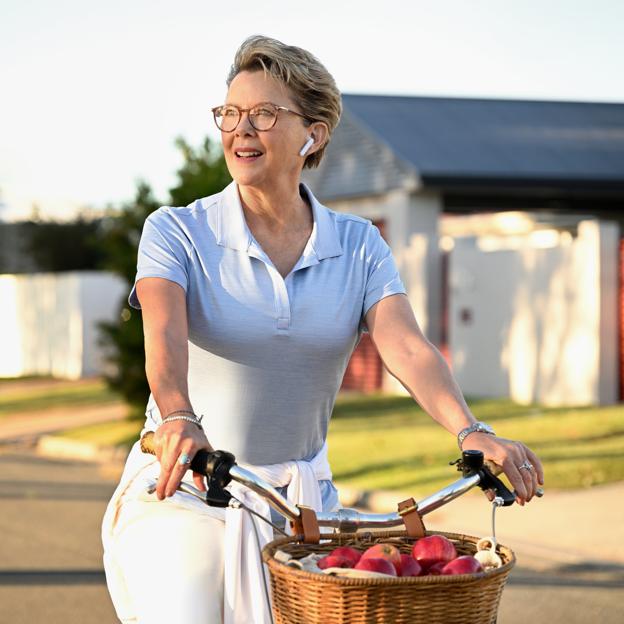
[200, 449, 236, 488]
[139, 432, 236, 487]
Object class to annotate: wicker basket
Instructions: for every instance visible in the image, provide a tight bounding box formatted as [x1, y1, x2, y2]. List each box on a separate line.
[262, 530, 515, 624]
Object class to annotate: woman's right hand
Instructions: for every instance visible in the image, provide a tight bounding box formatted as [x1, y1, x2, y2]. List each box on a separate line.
[152, 420, 214, 500]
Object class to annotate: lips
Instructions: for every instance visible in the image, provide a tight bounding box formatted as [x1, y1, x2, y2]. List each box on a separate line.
[234, 148, 263, 159]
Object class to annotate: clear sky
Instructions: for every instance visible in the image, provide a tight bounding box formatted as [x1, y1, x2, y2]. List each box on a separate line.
[1, 0, 623, 220]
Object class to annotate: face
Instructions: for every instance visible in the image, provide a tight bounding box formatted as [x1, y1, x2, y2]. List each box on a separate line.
[219, 70, 312, 189]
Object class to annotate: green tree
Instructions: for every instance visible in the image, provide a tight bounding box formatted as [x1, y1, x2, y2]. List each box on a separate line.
[168, 136, 231, 207]
[98, 137, 230, 417]
[97, 181, 161, 415]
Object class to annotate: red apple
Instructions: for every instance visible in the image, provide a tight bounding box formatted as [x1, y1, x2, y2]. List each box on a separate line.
[329, 546, 362, 567]
[360, 543, 401, 570]
[442, 556, 483, 575]
[426, 561, 446, 576]
[411, 535, 457, 570]
[318, 555, 352, 570]
[354, 557, 397, 576]
[397, 554, 422, 577]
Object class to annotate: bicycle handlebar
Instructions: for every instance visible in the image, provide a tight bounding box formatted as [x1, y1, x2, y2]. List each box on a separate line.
[139, 432, 542, 532]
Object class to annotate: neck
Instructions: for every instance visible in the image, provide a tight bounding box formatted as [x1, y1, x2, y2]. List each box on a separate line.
[237, 179, 311, 234]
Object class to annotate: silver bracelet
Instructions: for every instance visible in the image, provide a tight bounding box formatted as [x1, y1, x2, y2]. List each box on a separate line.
[165, 409, 201, 420]
[160, 414, 203, 429]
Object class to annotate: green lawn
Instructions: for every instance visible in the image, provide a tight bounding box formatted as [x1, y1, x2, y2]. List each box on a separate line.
[49, 393, 624, 493]
[0, 378, 120, 418]
[328, 395, 624, 494]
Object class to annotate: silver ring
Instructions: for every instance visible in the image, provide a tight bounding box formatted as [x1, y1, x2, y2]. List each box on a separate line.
[518, 460, 533, 472]
[178, 452, 192, 466]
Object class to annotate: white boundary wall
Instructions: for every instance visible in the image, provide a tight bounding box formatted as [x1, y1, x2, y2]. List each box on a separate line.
[0, 271, 127, 379]
[449, 220, 620, 406]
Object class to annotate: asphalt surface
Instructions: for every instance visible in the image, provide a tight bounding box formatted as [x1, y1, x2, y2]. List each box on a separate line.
[0, 446, 622, 624]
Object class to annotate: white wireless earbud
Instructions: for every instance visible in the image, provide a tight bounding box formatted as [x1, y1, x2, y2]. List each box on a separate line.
[299, 136, 314, 157]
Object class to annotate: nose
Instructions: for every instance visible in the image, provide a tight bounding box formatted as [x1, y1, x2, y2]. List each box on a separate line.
[235, 110, 256, 136]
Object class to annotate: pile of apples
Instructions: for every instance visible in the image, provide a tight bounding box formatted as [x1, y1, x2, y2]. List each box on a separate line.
[317, 535, 483, 578]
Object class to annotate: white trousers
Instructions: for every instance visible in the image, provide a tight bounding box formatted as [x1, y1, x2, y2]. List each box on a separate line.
[105, 499, 225, 623]
[103, 440, 336, 623]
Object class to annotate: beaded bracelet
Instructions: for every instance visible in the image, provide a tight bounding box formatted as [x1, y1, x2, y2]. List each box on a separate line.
[160, 414, 203, 429]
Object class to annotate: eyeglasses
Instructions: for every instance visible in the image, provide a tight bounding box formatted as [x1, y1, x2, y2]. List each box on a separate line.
[211, 101, 313, 132]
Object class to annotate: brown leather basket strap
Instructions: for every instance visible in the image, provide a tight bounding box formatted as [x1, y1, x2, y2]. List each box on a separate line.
[398, 497, 426, 538]
[290, 505, 320, 544]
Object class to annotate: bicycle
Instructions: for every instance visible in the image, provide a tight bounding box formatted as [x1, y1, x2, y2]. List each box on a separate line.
[140, 432, 543, 624]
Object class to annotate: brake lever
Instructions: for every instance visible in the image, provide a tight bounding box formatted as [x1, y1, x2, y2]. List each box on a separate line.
[478, 466, 516, 506]
[451, 450, 543, 506]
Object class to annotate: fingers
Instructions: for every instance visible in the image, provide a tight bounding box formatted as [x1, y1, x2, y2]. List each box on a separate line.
[193, 471, 207, 492]
[525, 447, 545, 486]
[155, 439, 195, 500]
[165, 447, 195, 498]
[518, 459, 535, 503]
[153, 422, 212, 500]
[483, 488, 495, 502]
[481, 437, 543, 505]
[502, 457, 528, 505]
[516, 444, 543, 503]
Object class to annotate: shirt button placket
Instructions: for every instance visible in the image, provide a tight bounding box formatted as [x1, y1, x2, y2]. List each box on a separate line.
[247, 239, 293, 333]
[268, 267, 291, 333]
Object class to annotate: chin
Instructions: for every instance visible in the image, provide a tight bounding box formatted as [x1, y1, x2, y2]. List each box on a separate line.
[231, 171, 266, 189]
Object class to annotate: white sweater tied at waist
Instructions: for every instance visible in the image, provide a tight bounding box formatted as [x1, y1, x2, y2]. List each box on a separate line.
[102, 438, 335, 624]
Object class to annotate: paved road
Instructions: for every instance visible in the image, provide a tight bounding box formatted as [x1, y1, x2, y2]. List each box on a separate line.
[0, 447, 118, 624]
[0, 448, 622, 624]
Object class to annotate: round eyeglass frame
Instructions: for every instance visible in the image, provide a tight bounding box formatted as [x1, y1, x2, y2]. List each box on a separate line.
[211, 102, 313, 132]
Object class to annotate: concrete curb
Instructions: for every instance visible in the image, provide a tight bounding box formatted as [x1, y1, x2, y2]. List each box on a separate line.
[36, 434, 129, 465]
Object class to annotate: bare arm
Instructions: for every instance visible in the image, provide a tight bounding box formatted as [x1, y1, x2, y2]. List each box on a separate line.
[137, 277, 213, 499]
[365, 293, 544, 504]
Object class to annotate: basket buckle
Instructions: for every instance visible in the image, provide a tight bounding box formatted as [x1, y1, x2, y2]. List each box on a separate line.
[290, 505, 320, 544]
[398, 497, 426, 538]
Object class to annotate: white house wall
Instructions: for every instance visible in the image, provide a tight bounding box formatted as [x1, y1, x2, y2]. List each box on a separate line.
[449, 220, 619, 406]
[325, 189, 442, 345]
[0, 272, 127, 379]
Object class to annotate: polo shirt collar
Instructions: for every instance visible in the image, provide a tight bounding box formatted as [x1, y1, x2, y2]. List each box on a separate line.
[216, 181, 343, 261]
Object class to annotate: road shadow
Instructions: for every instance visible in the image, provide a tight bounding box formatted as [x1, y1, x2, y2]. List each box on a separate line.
[511, 562, 624, 589]
[0, 570, 106, 586]
[0, 479, 115, 501]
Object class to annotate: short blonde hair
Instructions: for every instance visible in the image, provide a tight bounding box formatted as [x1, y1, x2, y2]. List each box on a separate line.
[226, 35, 342, 169]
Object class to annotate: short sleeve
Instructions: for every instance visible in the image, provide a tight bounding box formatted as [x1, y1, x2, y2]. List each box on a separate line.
[128, 209, 190, 309]
[361, 225, 407, 326]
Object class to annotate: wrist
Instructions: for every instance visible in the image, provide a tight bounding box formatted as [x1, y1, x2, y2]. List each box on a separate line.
[165, 409, 197, 419]
[161, 412, 203, 430]
[457, 421, 495, 449]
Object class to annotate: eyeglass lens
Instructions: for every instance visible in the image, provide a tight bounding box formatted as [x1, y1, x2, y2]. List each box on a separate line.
[214, 104, 278, 132]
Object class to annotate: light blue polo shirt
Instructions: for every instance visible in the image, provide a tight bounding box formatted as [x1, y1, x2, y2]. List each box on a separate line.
[129, 180, 406, 468]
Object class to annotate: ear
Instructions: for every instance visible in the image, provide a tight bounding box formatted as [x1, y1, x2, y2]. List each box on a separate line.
[306, 121, 329, 154]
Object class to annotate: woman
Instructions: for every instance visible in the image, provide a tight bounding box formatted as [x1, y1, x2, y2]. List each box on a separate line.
[102, 35, 543, 624]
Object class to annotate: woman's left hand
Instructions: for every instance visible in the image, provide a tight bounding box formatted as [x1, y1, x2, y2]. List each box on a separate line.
[460, 432, 544, 505]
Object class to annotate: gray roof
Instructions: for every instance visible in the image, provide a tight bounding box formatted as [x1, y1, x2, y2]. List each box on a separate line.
[306, 95, 624, 200]
[302, 108, 416, 200]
